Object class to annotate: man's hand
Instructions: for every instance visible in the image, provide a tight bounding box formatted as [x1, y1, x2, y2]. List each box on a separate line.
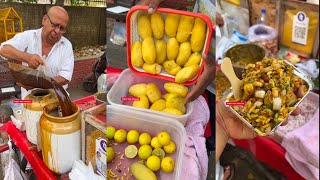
[26, 54, 44, 69]
[16, 82, 33, 90]
[137, 0, 164, 13]
[186, 52, 215, 103]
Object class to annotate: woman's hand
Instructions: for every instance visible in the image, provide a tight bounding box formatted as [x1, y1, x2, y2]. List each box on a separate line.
[137, 0, 164, 13]
[186, 52, 215, 103]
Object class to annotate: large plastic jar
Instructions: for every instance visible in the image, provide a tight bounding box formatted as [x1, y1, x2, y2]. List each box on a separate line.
[24, 89, 58, 145]
[40, 102, 81, 174]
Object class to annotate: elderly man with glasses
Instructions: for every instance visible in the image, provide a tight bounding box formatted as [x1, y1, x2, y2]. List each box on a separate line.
[0, 6, 74, 99]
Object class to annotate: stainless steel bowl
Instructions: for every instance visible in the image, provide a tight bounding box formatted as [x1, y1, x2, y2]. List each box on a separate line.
[224, 43, 267, 79]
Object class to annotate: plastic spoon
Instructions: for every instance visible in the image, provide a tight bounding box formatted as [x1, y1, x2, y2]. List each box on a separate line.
[221, 57, 243, 99]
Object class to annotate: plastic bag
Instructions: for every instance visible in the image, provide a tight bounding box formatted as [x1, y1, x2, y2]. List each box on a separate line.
[7, 61, 53, 89]
[248, 24, 278, 56]
[3, 141, 28, 180]
[69, 160, 105, 180]
[110, 22, 126, 46]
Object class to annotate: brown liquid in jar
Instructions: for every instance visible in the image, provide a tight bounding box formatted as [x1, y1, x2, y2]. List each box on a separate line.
[9, 62, 74, 116]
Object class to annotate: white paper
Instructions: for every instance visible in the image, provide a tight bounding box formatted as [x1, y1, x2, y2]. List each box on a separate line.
[1, 87, 15, 93]
[106, 6, 130, 14]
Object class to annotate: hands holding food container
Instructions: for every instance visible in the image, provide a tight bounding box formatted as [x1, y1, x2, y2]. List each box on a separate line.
[216, 56, 312, 160]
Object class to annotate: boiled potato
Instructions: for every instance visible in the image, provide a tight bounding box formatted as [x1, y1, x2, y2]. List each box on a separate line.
[184, 52, 201, 67]
[133, 95, 149, 109]
[131, 41, 143, 67]
[162, 108, 183, 115]
[167, 38, 179, 60]
[175, 64, 199, 83]
[129, 83, 147, 97]
[146, 83, 162, 104]
[165, 14, 180, 37]
[151, 12, 164, 39]
[165, 93, 186, 114]
[138, 15, 152, 39]
[142, 37, 156, 64]
[176, 42, 191, 67]
[142, 63, 162, 74]
[190, 18, 206, 52]
[164, 82, 188, 97]
[176, 15, 194, 43]
[150, 99, 166, 111]
[155, 40, 167, 64]
[162, 60, 181, 76]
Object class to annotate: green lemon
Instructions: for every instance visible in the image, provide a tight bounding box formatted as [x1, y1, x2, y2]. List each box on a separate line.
[157, 132, 171, 146]
[163, 141, 176, 154]
[152, 148, 165, 159]
[138, 145, 152, 160]
[125, 145, 138, 159]
[127, 130, 140, 144]
[107, 147, 115, 163]
[139, 133, 152, 145]
[106, 126, 116, 139]
[146, 155, 161, 171]
[150, 137, 162, 148]
[161, 156, 175, 173]
[114, 129, 127, 143]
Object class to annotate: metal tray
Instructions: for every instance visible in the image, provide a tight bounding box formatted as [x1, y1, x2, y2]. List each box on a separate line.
[222, 60, 314, 136]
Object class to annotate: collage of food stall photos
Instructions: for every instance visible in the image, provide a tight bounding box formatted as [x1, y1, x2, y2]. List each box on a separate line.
[0, 0, 318, 179]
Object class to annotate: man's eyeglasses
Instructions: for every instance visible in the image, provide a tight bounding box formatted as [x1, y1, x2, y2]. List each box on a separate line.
[46, 14, 67, 33]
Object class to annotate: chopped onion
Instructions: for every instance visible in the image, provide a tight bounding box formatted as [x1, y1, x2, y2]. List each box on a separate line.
[273, 98, 282, 110]
[255, 90, 266, 99]
[254, 101, 263, 107]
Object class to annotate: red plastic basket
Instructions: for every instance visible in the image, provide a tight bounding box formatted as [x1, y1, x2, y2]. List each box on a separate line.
[126, 5, 214, 85]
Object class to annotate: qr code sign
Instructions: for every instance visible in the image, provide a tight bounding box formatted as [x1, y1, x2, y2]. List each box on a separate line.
[294, 26, 306, 40]
[292, 12, 309, 45]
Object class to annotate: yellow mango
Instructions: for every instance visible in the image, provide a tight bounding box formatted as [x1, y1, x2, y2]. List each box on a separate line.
[131, 41, 143, 67]
[176, 42, 191, 66]
[176, 16, 194, 43]
[155, 40, 167, 64]
[164, 82, 188, 97]
[165, 14, 180, 37]
[151, 12, 164, 39]
[150, 99, 166, 111]
[146, 83, 162, 103]
[175, 64, 200, 83]
[133, 95, 149, 109]
[162, 108, 183, 115]
[138, 15, 152, 39]
[162, 60, 181, 76]
[166, 93, 186, 114]
[129, 83, 147, 97]
[130, 162, 157, 180]
[184, 52, 201, 67]
[167, 38, 179, 60]
[163, 93, 170, 100]
[142, 37, 156, 64]
[142, 63, 162, 75]
[191, 18, 207, 52]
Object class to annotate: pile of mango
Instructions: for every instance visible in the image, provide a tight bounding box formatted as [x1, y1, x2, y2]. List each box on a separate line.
[131, 12, 207, 83]
[129, 82, 189, 115]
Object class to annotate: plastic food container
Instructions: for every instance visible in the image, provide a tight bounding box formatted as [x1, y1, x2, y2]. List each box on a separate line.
[107, 105, 186, 180]
[107, 69, 193, 126]
[223, 60, 314, 136]
[126, 6, 214, 85]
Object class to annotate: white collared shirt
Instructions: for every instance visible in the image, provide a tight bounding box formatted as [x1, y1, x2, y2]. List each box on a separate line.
[1, 28, 74, 99]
